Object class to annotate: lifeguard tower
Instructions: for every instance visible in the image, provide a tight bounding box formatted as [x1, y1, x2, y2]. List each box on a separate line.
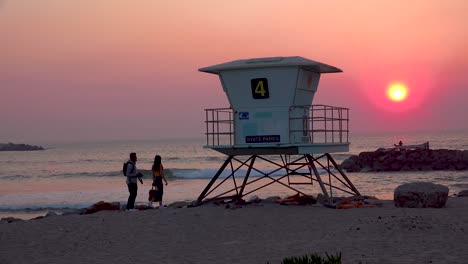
[196, 56, 360, 206]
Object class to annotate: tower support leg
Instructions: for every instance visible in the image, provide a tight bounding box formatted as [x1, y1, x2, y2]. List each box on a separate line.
[237, 155, 256, 198]
[195, 155, 232, 205]
[325, 153, 360, 195]
[195, 153, 360, 207]
[306, 154, 332, 205]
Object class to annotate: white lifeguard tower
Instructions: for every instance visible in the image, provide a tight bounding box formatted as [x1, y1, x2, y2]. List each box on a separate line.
[196, 56, 360, 206]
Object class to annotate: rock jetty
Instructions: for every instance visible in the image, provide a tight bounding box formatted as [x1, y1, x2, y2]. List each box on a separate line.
[0, 143, 45, 151]
[341, 148, 468, 172]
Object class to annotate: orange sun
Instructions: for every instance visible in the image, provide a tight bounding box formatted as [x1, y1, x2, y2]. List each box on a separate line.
[387, 83, 408, 102]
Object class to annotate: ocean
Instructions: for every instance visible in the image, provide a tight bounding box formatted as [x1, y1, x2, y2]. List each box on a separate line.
[1, 130, 467, 220]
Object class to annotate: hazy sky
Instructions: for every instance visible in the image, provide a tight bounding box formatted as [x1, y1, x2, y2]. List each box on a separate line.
[1, 0, 467, 142]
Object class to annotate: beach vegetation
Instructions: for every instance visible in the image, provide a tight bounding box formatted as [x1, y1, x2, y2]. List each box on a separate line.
[267, 252, 342, 264]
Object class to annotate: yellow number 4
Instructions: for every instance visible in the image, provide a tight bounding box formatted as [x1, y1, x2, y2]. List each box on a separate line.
[251, 78, 269, 99]
[255, 81, 266, 97]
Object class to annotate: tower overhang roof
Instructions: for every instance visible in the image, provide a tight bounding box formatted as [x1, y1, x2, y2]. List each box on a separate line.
[199, 56, 342, 75]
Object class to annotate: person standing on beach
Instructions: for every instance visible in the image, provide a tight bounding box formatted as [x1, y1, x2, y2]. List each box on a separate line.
[126, 152, 143, 210]
[150, 155, 168, 207]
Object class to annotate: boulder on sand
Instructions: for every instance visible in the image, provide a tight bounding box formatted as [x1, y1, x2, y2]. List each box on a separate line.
[394, 182, 449, 208]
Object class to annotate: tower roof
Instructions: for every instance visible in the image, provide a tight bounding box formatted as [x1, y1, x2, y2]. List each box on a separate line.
[199, 56, 342, 74]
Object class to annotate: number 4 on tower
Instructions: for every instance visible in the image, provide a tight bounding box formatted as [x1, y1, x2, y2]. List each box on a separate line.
[251, 78, 270, 99]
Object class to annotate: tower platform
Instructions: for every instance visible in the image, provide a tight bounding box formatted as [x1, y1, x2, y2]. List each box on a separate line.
[208, 143, 349, 156]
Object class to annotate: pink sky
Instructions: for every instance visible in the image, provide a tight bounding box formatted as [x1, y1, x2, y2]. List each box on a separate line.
[1, 0, 467, 142]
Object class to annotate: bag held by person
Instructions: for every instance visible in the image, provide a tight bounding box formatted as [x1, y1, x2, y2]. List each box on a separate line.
[148, 186, 157, 201]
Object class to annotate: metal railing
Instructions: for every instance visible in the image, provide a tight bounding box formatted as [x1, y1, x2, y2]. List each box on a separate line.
[289, 105, 349, 144]
[205, 108, 234, 146]
[204, 105, 349, 146]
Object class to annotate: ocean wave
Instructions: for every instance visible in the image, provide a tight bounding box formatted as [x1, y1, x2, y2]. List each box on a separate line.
[47, 171, 123, 178]
[164, 156, 225, 162]
[0, 205, 90, 212]
[0, 167, 335, 180]
[0, 191, 124, 212]
[450, 183, 468, 189]
[0, 174, 34, 180]
[167, 167, 330, 179]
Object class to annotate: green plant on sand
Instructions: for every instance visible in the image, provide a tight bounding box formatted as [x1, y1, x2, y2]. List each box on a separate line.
[267, 252, 342, 264]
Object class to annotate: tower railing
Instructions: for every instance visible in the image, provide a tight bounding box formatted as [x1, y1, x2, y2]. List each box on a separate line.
[204, 105, 349, 147]
[205, 108, 234, 146]
[289, 104, 349, 144]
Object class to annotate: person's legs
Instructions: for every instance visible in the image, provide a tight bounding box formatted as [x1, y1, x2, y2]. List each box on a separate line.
[158, 183, 164, 206]
[151, 181, 157, 203]
[155, 177, 164, 206]
[126, 183, 138, 209]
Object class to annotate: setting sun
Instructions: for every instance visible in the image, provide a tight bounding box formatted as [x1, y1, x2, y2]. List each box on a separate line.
[387, 83, 408, 102]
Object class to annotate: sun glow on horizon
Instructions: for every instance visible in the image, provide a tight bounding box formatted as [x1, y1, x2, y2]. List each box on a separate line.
[387, 83, 408, 102]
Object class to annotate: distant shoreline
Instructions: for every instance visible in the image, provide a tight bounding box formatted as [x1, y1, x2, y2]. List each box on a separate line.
[0, 143, 45, 151]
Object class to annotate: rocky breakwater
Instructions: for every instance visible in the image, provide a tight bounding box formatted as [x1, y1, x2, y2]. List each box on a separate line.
[0, 142, 45, 151]
[341, 148, 468, 172]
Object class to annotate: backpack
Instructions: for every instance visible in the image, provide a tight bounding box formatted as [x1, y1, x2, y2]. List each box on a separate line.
[122, 162, 135, 176]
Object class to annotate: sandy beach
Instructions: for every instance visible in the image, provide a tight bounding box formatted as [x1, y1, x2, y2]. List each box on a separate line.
[1, 197, 467, 264]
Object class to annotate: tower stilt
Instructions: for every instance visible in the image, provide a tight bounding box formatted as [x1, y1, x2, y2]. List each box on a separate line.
[195, 154, 360, 206]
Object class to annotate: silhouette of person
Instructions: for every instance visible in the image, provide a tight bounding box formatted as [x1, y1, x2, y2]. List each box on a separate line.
[125, 152, 143, 210]
[150, 155, 168, 207]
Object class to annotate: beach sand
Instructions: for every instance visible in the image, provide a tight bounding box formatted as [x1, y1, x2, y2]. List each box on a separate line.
[1, 198, 467, 264]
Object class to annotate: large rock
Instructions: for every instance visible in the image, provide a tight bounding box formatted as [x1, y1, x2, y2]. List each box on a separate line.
[82, 201, 121, 214]
[340, 155, 360, 172]
[394, 182, 449, 208]
[168, 201, 191, 208]
[1, 217, 23, 223]
[341, 148, 468, 172]
[0, 142, 45, 151]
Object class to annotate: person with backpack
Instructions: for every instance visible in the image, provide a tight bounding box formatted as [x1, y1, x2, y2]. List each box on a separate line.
[125, 152, 143, 210]
[149, 155, 168, 207]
